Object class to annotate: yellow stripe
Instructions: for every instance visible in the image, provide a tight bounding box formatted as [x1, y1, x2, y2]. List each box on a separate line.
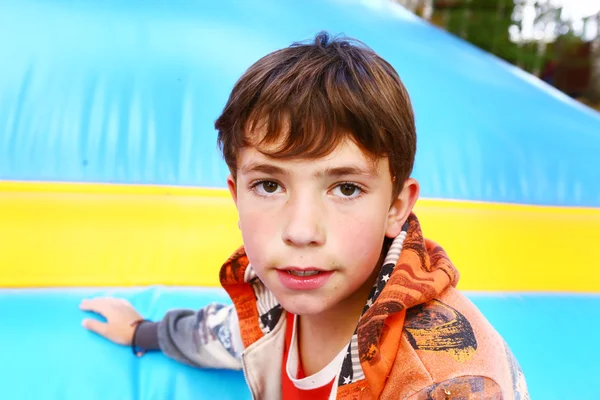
[1, 181, 599, 292]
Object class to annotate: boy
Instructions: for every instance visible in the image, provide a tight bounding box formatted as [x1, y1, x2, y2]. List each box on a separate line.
[80, 32, 529, 399]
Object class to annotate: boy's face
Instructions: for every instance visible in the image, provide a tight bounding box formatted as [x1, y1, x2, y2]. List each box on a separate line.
[228, 136, 417, 317]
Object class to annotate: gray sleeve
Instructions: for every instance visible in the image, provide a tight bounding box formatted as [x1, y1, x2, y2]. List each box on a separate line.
[138, 303, 244, 370]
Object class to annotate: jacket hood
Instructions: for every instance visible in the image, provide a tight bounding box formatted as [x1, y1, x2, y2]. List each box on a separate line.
[220, 212, 459, 398]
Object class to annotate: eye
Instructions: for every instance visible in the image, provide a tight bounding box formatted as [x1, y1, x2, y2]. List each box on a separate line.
[261, 181, 279, 193]
[332, 183, 362, 198]
[252, 180, 283, 196]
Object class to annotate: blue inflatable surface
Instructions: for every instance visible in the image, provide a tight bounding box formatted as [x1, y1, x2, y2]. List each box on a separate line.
[1, 0, 600, 206]
[1, 287, 599, 400]
[2, 1, 600, 399]
[0, 288, 250, 400]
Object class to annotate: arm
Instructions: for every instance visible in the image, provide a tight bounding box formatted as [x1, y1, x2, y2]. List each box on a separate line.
[80, 298, 243, 370]
[138, 303, 243, 369]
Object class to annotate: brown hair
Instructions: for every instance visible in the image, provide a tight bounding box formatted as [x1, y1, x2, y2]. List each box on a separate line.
[215, 32, 416, 198]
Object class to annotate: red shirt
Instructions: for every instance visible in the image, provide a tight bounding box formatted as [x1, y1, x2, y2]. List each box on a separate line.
[281, 312, 336, 400]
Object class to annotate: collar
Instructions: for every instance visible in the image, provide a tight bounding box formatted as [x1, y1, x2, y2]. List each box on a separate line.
[220, 213, 459, 397]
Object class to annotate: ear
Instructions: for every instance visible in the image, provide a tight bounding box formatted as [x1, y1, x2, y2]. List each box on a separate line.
[227, 175, 238, 207]
[385, 178, 420, 238]
[227, 175, 242, 230]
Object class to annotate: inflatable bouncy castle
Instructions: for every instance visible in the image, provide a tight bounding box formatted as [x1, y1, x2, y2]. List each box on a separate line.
[1, 0, 599, 399]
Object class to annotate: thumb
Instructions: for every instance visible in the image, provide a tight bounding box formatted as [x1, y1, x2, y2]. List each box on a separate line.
[82, 318, 108, 337]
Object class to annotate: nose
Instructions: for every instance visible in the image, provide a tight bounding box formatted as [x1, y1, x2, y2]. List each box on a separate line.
[281, 192, 326, 248]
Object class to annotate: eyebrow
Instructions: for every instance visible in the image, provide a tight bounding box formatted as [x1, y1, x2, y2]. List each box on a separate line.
[241, 163, 287, 176]
[318, 166, 377, 179]
[240, 162, 377, 179]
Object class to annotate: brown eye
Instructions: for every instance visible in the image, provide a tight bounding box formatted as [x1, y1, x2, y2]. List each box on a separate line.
[340, 183, 357, 196]
[262, 181, 279, 193]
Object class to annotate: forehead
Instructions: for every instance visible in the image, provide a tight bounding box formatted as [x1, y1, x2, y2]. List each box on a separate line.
[238, 137, 386, 176]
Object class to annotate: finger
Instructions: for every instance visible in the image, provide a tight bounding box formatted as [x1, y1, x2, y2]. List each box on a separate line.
[82, 318, 109, 337]
[79, 298, 101, 310]
[116, 298, 133, 309]
[79, 298, 115, 315]
[79, 298, 92, 309]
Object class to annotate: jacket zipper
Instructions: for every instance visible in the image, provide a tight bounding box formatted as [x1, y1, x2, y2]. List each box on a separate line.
[241, 355, 256, 400]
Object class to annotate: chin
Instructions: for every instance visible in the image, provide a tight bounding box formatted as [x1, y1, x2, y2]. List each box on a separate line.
[276, 293, 333, 316]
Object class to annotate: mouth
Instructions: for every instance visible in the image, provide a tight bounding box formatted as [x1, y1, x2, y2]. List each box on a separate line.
[285, 270, 322, 277]
[277, 266, 329, 277]
[276, 267, 333, 290]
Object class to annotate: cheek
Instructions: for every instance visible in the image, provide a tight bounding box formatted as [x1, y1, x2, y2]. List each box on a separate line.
[238, 206, 278, 266]
[331, 211, 387, 268]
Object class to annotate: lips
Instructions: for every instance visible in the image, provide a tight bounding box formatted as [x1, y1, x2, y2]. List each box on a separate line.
[285, 270, 321, 277]
[276, 267, 333, 290]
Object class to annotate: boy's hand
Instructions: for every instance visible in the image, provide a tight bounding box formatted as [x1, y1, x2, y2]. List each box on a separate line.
[79, 297, 144, 346]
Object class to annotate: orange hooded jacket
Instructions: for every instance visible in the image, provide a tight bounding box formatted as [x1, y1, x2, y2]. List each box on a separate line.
[219, 214, 529, 399]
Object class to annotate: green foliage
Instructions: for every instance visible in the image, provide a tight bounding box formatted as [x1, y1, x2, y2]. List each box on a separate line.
[424, 0, 598, 105]
[436, 0, 545, 72]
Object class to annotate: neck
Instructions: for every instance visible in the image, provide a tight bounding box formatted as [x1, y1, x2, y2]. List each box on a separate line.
[297, 248, 386, 376]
